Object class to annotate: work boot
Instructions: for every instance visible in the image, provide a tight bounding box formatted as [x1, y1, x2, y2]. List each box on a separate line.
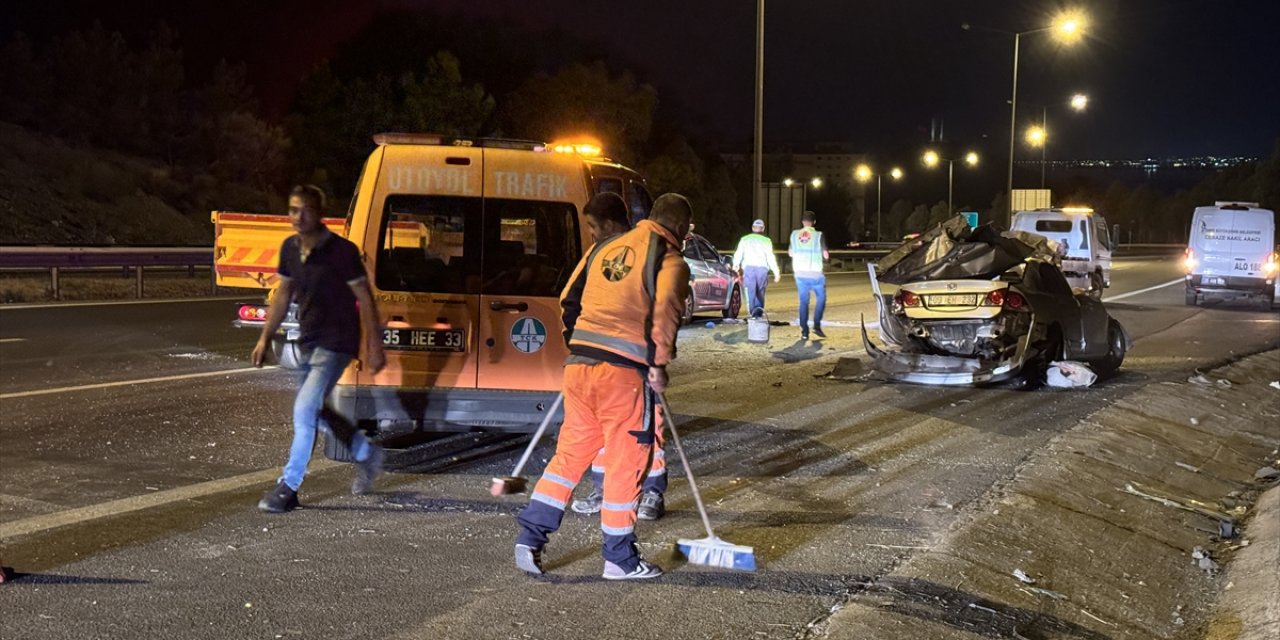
[637, 490, 665, 521]
[570, 488, 603, 514]
[258, 482, 299, 513]
[812, 325, 826, 338]
[515, 544, 544, 575]
[351, 444, 385, 495]
[602, 558, 663, 580]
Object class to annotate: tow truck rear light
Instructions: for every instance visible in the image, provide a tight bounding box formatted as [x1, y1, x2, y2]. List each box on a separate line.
[238, 305, 268, 322]
[1182, 248, 1197, 273]
[1264, 252, 1279, 276]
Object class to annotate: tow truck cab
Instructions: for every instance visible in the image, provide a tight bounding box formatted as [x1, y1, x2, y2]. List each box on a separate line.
[1010, 207, 1114, 296]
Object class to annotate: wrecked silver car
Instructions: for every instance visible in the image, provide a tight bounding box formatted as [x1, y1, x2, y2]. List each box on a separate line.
[862, 215, 1128, 386]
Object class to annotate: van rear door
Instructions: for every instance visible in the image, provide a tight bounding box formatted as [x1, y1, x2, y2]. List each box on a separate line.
[361, 145, 484, 391]
[476, 149, 589, 392]
[1196, 209, 1273, 277]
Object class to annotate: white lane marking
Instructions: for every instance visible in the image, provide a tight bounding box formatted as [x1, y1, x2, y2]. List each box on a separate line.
[0, 295, 248, 311]
[0, 460, 339, 540]
[0, 338, 26, 344]
[0, 366, 277, 400]
[1102, 278, 1185, 302]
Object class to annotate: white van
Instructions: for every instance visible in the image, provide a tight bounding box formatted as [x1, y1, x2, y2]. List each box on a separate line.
[1183, 201, 1277, 309]
[1011, 207, 1113, 297]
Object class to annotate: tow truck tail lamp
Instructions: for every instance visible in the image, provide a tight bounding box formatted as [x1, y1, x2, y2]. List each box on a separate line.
[238, 305, 268, 322]
[1264, 251, 1279, 276]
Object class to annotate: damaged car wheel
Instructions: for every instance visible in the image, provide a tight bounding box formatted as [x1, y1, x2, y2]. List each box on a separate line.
[1090, 319, 1127, 378]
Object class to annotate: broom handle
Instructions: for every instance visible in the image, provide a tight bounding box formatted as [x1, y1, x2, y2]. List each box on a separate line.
[655, 391, 718, 540]
[511, 392, 564, 477]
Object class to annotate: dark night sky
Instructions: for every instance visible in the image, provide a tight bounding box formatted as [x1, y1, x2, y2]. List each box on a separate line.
[4, 0, 1278, 160]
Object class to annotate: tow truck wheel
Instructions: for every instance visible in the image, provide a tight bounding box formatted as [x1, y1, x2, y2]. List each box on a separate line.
[723, 285, 742, 319]
[271, 337, 303, 370]
[1088, 271, 1105, 300]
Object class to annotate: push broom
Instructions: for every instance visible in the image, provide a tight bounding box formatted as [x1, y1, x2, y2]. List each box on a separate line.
[489, 392, 564, 496]
[655, 391, 756, 571]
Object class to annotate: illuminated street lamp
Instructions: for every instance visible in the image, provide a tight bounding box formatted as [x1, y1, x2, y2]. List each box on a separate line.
[923, 150, 978, 215]
[1026, 92, 1089, 187]
[855, 164, 904, 241]
[965, 10, 1089, 223]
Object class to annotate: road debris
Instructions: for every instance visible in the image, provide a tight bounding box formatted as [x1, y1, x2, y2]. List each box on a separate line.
[1011, 568, 1036, 584]
[1121, 481, 1237, 522]
[1175, 461, 1201, 473]
[1255, 466, 1279, 481]
[1191, 546, 1220, 575]
[1046, 361, 1097, 388]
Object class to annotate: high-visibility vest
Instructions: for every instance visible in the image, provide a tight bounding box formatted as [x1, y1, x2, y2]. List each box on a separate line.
[789, 227, 825, 275]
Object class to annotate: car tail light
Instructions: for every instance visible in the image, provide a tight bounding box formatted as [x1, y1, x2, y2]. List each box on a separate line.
[1005, 292, 1027, 310]
[1182, 248, 1197, 273]
[238, 304, 268, 321]
[896, 290, 921, 307]
[983, 290, 1005, 306]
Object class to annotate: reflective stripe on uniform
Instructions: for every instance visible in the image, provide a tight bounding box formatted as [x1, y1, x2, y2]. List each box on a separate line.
[531, 492, 567, 511]
[571, 329, 648, 360]
[601, 523, 635, 536]
[603, 499, 639, 511]
[541, 472, 577, 490]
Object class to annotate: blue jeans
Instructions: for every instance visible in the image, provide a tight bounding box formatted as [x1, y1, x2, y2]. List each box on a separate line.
[743, 266, 770, 316]
[796, 275, 826, 330]
[280, 347, 374, 490]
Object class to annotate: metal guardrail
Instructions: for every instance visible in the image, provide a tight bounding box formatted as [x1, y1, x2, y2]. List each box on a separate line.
[0, 246, 213, 300]
[1, 243, 1183, 301]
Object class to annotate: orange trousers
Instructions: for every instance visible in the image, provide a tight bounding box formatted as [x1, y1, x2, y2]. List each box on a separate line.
[515, 362, 658, 567]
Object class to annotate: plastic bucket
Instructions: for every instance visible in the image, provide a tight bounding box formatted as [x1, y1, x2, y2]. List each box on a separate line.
[747, 311, 770, 343]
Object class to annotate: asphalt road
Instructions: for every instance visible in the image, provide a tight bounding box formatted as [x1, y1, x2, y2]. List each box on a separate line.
[2, 256, 1278, 639]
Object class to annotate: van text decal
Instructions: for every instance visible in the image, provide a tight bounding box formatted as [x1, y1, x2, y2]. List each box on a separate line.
[492, 171, 568, 199]
[386, 167, 477, 194]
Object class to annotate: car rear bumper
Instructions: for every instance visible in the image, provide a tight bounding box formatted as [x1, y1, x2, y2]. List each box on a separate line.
[331, 385, 564, 433]
[860, 321, 1030, 385]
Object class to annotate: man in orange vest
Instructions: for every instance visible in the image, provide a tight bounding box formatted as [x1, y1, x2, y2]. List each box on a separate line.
[514, 193, 692, 580]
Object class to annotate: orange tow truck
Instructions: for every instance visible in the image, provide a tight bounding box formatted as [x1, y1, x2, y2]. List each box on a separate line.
[212, 134, 654, 458]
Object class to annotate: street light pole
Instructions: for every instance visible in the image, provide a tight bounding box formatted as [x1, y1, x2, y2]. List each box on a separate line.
[1040, 105, 1048, 188]
[947, 159, 955, 214]
[875, 174, 882, 242]
[1006, 31, 1020, 226]
[752, 0, 764, 226]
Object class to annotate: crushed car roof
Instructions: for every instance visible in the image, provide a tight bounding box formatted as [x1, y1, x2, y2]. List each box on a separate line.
[876, 215, 1059, 285]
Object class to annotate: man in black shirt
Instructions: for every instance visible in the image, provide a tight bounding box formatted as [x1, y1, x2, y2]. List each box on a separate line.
[252, 185, 387, 513]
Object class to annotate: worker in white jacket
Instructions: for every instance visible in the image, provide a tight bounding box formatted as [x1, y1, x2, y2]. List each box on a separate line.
[732, 219, 781, 317]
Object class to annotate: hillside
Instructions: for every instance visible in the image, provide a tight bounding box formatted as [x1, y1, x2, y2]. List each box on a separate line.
[0, 122, 274, 246]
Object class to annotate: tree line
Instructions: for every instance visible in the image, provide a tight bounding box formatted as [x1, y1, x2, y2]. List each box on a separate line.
[1, 18, 1276, 248]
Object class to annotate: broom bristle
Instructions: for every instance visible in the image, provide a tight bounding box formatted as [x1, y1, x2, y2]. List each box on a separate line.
[677, 536, 757, 572]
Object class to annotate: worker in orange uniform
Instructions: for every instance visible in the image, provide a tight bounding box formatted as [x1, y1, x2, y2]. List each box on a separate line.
[572, 193, 669, 521]
[514, 193, 692, 580]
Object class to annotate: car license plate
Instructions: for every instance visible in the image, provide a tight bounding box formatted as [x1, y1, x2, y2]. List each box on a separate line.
[1203, 276, 1224, 286]
[382, 328, 466, 352]
[928, 294, 978, 306]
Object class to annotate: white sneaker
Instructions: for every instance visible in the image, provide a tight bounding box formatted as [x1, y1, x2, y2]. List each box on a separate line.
[570, 488, 603, 514]
[602, 559, 663, 580]
[515, 544, 544, 575]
